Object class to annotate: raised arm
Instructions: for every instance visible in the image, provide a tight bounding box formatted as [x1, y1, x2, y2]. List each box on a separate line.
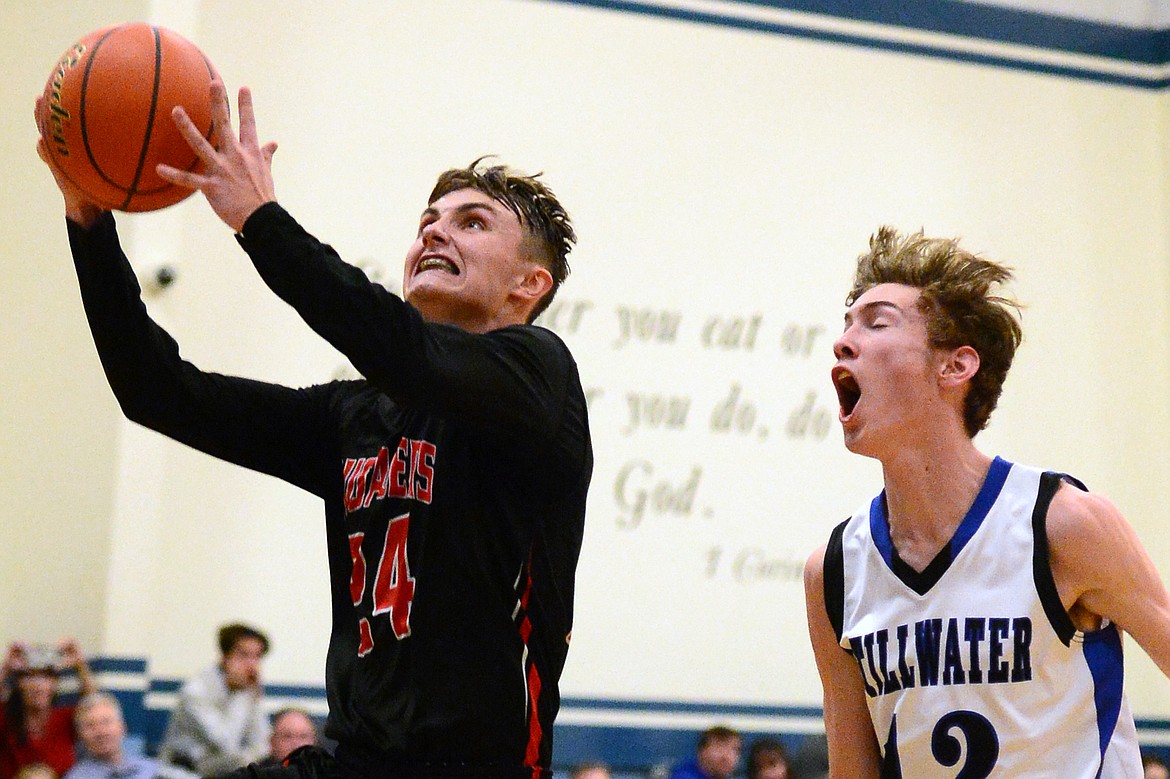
[159, 83, 579, 444]
[236, 205, 578, 442]
[36, 95, 335, 496]
[57, 638, 95, 697]
[62, 213, 337, 495]
[804, 546, 882, 779]
[1047, 482, 1170, 677]
[1, 643, 27, 704]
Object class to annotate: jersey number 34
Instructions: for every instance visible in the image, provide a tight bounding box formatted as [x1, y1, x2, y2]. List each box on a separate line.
[349, 513, 416, 654]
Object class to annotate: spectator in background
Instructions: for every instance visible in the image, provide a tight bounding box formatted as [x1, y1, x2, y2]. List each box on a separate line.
[786, 734, 827, 779]
[1, 641, 96, 779]
[63, 693, 156, 779]
[1145, 753, 1170, 779]
[159, 624, 270, 777]
[746, 738, 790, 779]
[568, 761, 612, 779]
[13, 765, 56, 779]
[258, 709, 317, 767]
[668, 726, 741, 779]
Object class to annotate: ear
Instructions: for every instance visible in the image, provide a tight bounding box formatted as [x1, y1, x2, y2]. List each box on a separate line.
[938, 345, 980, 389]
[510, 263, 554, 311]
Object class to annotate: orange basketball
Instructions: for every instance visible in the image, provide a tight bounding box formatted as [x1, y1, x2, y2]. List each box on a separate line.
[38, 23, 219, 213]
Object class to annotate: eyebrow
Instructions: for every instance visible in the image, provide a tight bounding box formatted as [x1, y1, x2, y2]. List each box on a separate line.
[419, 200, 501, 222]
[843, 299, 904, 326]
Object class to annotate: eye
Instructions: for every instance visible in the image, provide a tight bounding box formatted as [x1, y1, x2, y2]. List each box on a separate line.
[464, 216, 485, 230]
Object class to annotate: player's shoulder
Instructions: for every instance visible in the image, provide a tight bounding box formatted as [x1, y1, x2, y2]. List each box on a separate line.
[804, 543, 828, 585]
[804, 515, 853, 597]
[1045, 476, 1127, 552]
[492, 322, 572, 353]
[489, 324, 583, 385]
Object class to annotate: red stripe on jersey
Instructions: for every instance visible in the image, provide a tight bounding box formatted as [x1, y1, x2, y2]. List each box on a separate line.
[517, 566, 543, 770]
[524, 661, 544, 767]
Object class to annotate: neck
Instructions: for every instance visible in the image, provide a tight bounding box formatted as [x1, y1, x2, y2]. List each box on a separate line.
[879, 431, 992, 571]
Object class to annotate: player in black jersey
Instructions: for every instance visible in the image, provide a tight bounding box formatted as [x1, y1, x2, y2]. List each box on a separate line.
[36, 82, 592, 779]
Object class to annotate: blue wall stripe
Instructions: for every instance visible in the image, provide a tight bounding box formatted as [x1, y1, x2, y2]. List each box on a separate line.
[92, 656, 1170, 770]
[91, 657, 147, 674]
[737, 1, 1170, 65]
[562, 697, 823, 717]
[539, 0, 1170, 90]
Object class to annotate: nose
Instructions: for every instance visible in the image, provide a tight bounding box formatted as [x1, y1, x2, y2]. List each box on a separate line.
[832, 326, 856, 360]
[420, 217, 449, 246]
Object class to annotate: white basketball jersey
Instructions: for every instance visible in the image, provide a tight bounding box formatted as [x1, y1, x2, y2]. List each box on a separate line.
[825, 457, 1141, 778]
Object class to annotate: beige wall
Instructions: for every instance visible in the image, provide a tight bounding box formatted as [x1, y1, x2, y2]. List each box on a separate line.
[0, 0, 149, 650]
[5, 0, 1170, 718]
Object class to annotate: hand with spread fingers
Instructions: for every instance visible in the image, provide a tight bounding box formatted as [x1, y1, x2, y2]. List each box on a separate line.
[157, 80, 278, 233]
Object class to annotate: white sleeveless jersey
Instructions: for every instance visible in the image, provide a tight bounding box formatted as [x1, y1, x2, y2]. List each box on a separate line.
[824, 457, 1141, 778]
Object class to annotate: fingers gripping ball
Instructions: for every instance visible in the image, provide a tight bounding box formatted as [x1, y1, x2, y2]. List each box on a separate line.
[38, 23, 220, 212]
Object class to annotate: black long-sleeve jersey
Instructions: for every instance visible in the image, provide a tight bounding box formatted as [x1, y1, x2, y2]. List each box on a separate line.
[67, 203, 593, 778]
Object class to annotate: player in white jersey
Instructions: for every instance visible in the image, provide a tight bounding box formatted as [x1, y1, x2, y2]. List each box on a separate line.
[803, 228, 1170, 778]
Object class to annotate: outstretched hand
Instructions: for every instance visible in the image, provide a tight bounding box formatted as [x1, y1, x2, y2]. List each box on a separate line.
[158, 81, 278, 233]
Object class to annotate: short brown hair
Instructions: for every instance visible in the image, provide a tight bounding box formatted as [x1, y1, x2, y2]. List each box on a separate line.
[848, 227, 1022, 437]
[218, 623, 269, 656]
[697, 725, 741, 751]
[429, 157, 576, 323]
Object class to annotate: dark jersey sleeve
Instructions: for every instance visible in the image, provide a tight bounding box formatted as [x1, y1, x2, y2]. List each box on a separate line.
[235, 204, 580, 456]
[67, 213, 337, 497]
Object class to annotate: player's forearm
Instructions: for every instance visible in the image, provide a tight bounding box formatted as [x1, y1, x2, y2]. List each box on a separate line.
[235, 203, 573, 436]
[235, 203, 447, 393]
[67, 214, 333, 494]
[69, 213, 193, 425]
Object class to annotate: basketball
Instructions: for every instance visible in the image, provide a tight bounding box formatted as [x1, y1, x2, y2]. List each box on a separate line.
[37, 23, 219, 213]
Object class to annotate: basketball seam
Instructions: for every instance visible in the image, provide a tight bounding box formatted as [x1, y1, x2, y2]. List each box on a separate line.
[122, 26, 165, 210]
[79, 25, 125, 196]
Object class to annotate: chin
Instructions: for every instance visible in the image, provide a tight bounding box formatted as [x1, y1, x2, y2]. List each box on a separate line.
[841, 427, 877, 459]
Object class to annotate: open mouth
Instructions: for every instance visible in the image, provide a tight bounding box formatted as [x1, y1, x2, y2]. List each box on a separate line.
[417, 255, 459, 275]
[832, 367, 861, 418]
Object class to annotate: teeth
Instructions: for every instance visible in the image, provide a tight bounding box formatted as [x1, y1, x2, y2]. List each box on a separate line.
[419, 257, 456, 274]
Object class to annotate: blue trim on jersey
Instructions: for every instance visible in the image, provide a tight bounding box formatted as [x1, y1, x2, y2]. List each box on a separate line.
[869, 492, 894, 564]
[869, 456, 1012, 572]
[952, 456, 1011, 556]
[1084, 622, 1126, 777]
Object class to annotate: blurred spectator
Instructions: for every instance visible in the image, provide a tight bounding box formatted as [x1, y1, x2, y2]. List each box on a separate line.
[568, 761, 612, 779]
[746, 737, 790, 779]
[63, 693, 156, 779]
[159, 624, 270, 777]
[258, 709, 317, 767]
[668, 726, 741, 779]
[1145, 752, 1170, 779]
[13, 765, 55, 779]
[787, 734, 828, 779]
[1, 640, 96, 779]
